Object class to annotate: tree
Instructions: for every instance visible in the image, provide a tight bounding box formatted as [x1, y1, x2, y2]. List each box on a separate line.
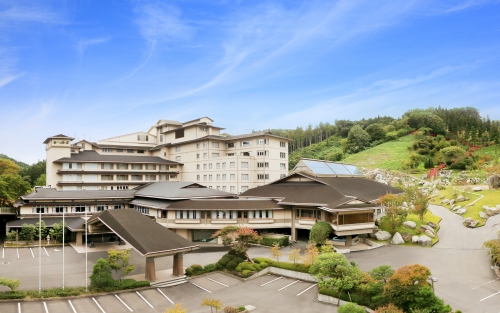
[321, 241, 335, 253]
[270, 243, 282, 262]
[365, 123, 387, 142]
[483, 230, 500, 265]
[165, 303, 188, 313]
[288, 248, 301, 264]
[409, 189, 430, 223]
[0, 174, 31, 206]
[369, 265, 394, 283]
[309, 252, 362, 306]
[338, 302, 365, 313]
[301, 244, 319, 266]
[374, 304, 404, 313]
[377, 194, 407, 234]
[309, 221, 333, 245]
[0, 277, 21, 291]
[19, 223, 36, 242]
[89, 258, 115, 290]
[344, 125, 371, 154]
[0, 159, 19, 175]
[437, 146, 466, 165]
[201, 298, 223, 313]
[106, 249, 135, 282]
[34, 220, 48, 240]
[34, 174, 46, 186]
[49, 222, 67, 244]
[212, 226, 260, 262]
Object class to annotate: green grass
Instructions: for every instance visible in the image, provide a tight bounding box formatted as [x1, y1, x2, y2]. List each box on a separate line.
[378, 211, 441, 246]
[434, 187, 486, 226]
[344, 135, 416, 170]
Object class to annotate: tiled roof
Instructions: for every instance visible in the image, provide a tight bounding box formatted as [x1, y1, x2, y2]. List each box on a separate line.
[53, 150, 181, 164]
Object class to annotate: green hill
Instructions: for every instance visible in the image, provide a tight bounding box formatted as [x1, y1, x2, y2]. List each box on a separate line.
[344, 135, 416, 170]
[0, 153, 28, 168]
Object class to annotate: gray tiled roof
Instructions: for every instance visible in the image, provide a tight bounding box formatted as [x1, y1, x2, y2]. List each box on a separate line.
[21, 188, 136, 200]
[130, 197, 173, 209]
[167, 199, 282, 211]
[7, 217, 85, 231]
[53, 150, 181, 164]
[133, 182, 236, 199]
[43, 134, 75, 144]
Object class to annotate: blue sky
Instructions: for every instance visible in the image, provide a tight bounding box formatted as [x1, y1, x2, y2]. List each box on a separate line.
[1, 0, 499, 163]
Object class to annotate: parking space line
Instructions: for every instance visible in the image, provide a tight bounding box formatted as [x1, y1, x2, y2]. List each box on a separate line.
[17, 248, 19, 258]
[206, 277, 229, 287]
[2, 248, 4, 258]
[136, 291, 154, 308]
[479, 290, 500, 302]
[43, 302, 49, 313]
[30, 248, 34, 258]
[261, 276, 283, 286]
[92, 297, 106, 313]
[277, 280, 300, 291]
[157, 288, 174, 304]
[68, 300, 77, 313]
[297, 284, 317, 296]
[115, 295, 133, 312]
[472, 277, 499, 289]
[43, 247, 49, 257]
[191, 282, 212, 293]
[18, 303, 21, 313]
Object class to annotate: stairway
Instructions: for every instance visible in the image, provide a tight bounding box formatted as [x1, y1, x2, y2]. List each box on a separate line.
[150, 275, 188, 288]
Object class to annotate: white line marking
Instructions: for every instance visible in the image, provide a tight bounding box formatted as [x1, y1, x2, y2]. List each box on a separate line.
[30, 248, 34, 258]
[92, 297, 106, 313]
[115, 295, 133, 312]
[191, 282, 212, 293]
[206, 277, 229, 287]
[261, 276, 283, 286]
[297, 284, 317, 296]
[68, 300, 77, 313]
[278, 280, 300, 291]
[18, 303, 21, 313]
[43, 302, 49, 313]
[2, 248, 4, 258]
[136, 291, 154, 308]
[472, 277, 499, 289]
[157, 288, 174, 304]
[17, 248, 19, 259]
[43, 247, 49, 257]
[479, 290, 500, 302]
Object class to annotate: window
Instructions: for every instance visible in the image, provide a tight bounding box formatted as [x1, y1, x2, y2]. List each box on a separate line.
[209, 163, 213, 169]
[216, 174, 220, 181]
[176, 210, 201, 220]
[175, 156, 181, 161]
[116, 185, 129, 190]
[280, 174, 286, 178]
[164, 152, 166, 157]
[197, 164, 200, 170]
[116, 149, 123, 153]
[96, 205, 108, 212]
[222, 162, 226, 169]
[230, 162, 235, 168]
[212, 153, 219, 158]
[145, 164, 156, 170]
[203, 175, 207, 181]
[117, 175, 128, 181]
[101, 175, 113, 181]
[222, 174, 226, 180]
[222, 186, 227, 191]
[63, 163, 82, 169]
[257, 174, 269, 180]
[241, 186, 249, 192]
[200, 127, 207, 132]
[280, 152, 286, 158]
[216, 186, 220, 190]
[227, 143, 235, 148]
[216, 163, 220, 169]
[85, 163, 98, 170]
[85, 174, 97, 181]
[257, 139, 269, 145]
[280, 141, 286, 148]
[240, 152, 251, 156]
[241, 174, 249, 180]
[209, 174, 213, 181]
[127, 149, 134, 153]
[257, 162, 269, 168]
[113, 204, 124, 209]
[212, 142, 219, 148]
[33, 206, 47, 213]
[175, 129, 184, 139]
[230, 174, 235, 180]
[101, 163, 113, 170]
[197, 175, 200, 181]
[159, 175, 168, 181]
[131, 164, 143, 170]
[227, 153, 235, 156]
[53, 206, 66, 213]
[175, 146, 181, 152]
[171, 164, 177, 168]
[280, 163, 286, 170]
[203, 142, 208, 148]
[134, 206, 150, 215]
[62, 174, 82, 181]
[116, 163, 128, 170]
[145, 175, 156, 180]
[257, 150, 269, 156]
[240, 140, 251, 147]
[230, 186, 235, 193]
[196, 154, 200, 159]
[102, 148, 113, 152]
[241, 162, 249, 168]
[86, 186, 98, 190]
[160, 135, 164, 142]
[137, 150, 145, 154]
[131, 175, 143, 181]
[137, 135, 149, 141]
[203, 164, 207, 170]
[160, 164, 168, 170]
[203, 153, 208, 159]
[72, 205, 89, 213]
[196, 143, 200, 149]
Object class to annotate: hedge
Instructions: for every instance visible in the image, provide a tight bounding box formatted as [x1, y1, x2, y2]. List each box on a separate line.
[261, 236, 289, 247]
[253, 257, 310, 273]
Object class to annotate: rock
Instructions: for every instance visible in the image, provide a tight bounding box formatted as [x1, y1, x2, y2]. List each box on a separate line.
[410, 204, 415, 210]
[497, 205, 500, 210]
[479, 212, 488, 219]
[473, 186, 482, 191]
[424, 229, 435, 238]
[457, 195, 465, 202]
[449, 199, 456, 205]
[441, 199, 450, 204]
[391, 232, 405, 245]
[412, 236, 419, 244]
[420, 225, 433, 232]
[456, 209, 467, 215]
[427, 222, 437, 229]
[450, 205, 456, 210]
[418, 235, 432, 246]
[375, 231, 392, 241]
[487, 174, 500, 189]
[464, 218, 479, 228]
[452, 205, 461, 211]
[402, 232, 413, 242]
[402, 202, 408, 208]
[482, 205, 490, 210]
[403, 221, 416, 229]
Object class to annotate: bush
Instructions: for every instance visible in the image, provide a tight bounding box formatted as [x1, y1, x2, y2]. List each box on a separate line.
[191, 264, 203, 271]
[261, 236, 289, 247]
[242, 270, 251, 277]
[223, 306, 237, 313]
[253, 264, 261, 271]
[0, 278, 20, 291]
[216, 263, 224, 270]
[226, 261, 238, 270]
[185, 267, 193, 276]
[204, 263, 217, 272]
[238, 306, 246, 311]
[253, 257, 310, 273]
[259, 262, 268, 268]
[120, 279, 150, 290]
[240, 262, 255, 271]
[309, 221, 333, 245]
[0, 291, 25, 300]
[338, 302, 366, 313]
[232, 257, 244, 264]
[218, 256, 232, 266]
[235, 266, 242, 272]
[89, 258, 115, 290]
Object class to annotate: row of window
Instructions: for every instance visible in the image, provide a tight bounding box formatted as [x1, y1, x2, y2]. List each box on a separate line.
[174, 210, 273, 219]
[197, 173, 274, 181]
[101, 148, 146, 154]
[196, 162, 286, 170]
[61, 186, 130, 191]
[31, 204, 124, 213]
[62, 163, 175, 170]
[61, 174, 177, 182]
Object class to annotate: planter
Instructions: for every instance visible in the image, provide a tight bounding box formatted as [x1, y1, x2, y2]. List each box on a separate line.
[268, 267, 316, 282]
[317, 294, 375, 312]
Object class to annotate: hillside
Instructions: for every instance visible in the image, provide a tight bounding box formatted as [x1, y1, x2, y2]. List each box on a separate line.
[0, 153, 28, 168]
[344, 135, 416, 170]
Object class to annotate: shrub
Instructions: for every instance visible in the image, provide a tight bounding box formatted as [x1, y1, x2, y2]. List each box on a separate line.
[216, 263, 224, 270]
[253, 257, 310, 273]
[338, 302, 366, 313]
[185, 267, 193, 276]
[309, 221, 333, 245]
[261, 236, 289, 247]
[191, 264, 203, 270]
[120, 279, 150, 290]
[259, 262, 268, 268]
[238, 306, 246, 311]
[253, 264, 261, 271]
[232, 257, 244, 265]
[240, 262, 255, 271]
[235, 266, 242, 272]
[0, 278, 20, 291]
[90, 258, 115, 290]
[242, 270, 251, 277]
[204, 264, 217, 272]
[223, 306, 237, 313]
[375, 304, 404, 313]
[218, 256, 232, 266]
[226, 261, 238, 270]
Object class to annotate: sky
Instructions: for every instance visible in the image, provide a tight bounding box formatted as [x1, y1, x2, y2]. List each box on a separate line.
[1, 0, 499, 164]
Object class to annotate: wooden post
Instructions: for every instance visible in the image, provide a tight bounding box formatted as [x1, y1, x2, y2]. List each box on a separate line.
[145, 257, 156, 282]
[291, 207, 297, 241]
[76, 232, 82, 245]
[345, 235, 352, 247]
[173, 253, 183, 276]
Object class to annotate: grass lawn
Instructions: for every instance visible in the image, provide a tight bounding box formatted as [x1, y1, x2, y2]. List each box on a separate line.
[378, 211, 441, 246]
[345, 135, 416, 170]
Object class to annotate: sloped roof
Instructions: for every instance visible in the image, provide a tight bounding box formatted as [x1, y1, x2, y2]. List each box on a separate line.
[133, 182, 236, 199]
[21, 188, 136, 200]
[53, 150, 181, 164]
[43, 134, 75, 144]
[130, 197, 173, 209]
[167, 199, 282, 211]
[7, 217, 85, 231]
[88, 209, 198, 256]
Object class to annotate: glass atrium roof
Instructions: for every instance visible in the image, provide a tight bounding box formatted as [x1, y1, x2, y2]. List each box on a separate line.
[302, 160, 364, 177]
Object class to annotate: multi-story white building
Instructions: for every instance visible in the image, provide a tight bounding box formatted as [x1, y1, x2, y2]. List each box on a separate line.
[45, 117, 290, 192]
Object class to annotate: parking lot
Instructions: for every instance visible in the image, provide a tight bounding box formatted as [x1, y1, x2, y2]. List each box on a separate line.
[0, 273, 334, 313]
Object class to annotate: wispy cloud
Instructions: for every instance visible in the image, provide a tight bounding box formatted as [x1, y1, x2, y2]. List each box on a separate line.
[0, 54, 23, 89]
[0, 4, 64, 25]
[76, 37, 111, 57]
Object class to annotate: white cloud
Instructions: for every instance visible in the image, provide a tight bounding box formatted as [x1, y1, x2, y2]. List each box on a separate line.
[0, 4, 64, 25]
[76, 37, 111, 57]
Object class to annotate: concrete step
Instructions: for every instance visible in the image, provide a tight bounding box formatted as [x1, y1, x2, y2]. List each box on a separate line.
[151, 276, 188, 288]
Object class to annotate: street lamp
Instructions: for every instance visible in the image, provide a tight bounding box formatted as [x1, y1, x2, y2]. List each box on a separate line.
[428, 276, 438, 293]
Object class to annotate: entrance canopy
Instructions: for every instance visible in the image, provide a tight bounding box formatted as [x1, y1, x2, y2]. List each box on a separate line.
[87, 209, 199, 257]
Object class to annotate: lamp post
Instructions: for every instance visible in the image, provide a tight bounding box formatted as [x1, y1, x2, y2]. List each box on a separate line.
[428, 276, 438, 293]
[39, 211, 41, 294]
[85, 208, 88, 291]
[62, 207, 65, 290]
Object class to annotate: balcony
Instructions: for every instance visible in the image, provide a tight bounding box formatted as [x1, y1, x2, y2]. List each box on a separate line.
[0, 207, 17, 215]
